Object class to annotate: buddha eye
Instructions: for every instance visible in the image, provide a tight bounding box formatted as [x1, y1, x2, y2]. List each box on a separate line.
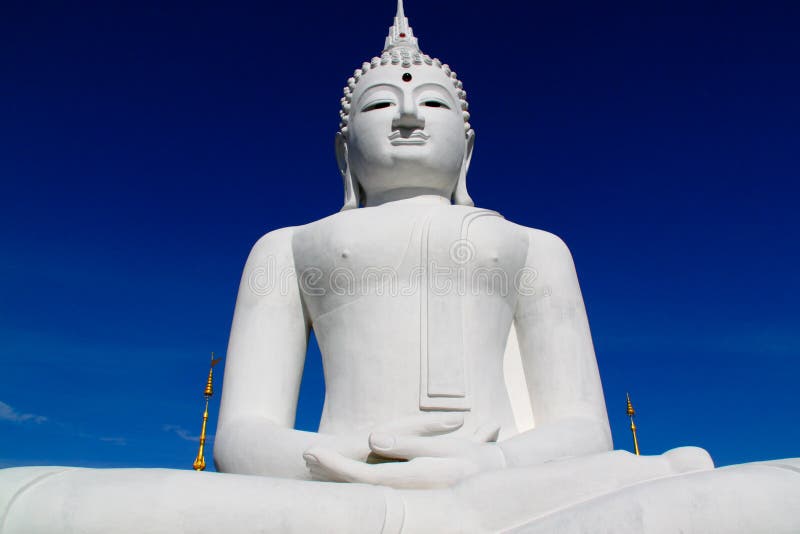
[420, 100, 450, 109]
[362, 101, 394, 112]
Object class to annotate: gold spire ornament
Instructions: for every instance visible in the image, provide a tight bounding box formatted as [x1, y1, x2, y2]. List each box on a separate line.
[626, 392, 640, 456]
[193, 353, 222, 471]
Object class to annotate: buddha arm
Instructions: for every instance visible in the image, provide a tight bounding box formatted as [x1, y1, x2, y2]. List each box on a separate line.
[498, 229, 613, 467]
[213, 227, 317, 479]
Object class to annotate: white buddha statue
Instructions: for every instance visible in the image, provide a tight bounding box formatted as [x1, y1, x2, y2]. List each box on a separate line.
[2, 2, 799, 532]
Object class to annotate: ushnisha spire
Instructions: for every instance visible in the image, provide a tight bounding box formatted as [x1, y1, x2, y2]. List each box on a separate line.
[384, 0, 419, 52]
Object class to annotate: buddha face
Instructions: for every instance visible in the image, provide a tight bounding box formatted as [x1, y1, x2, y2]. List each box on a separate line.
[339, 63, 474, 206]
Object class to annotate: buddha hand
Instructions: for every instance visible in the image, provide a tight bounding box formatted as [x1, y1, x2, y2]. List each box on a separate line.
[303, 414, 506, 489]
[308, 412, 470, 464]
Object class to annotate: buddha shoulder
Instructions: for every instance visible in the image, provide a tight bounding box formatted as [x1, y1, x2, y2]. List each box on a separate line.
[509, 223, 575, 257]
[502, 223, 579, 283]
[241, 226, 299, 271]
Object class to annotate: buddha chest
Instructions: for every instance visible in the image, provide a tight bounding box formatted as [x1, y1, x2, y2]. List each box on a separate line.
[293, 204, 529, 315]
[293, 204, 529, 415]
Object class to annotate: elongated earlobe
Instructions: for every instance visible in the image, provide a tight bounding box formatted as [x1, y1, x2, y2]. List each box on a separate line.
[335, 133, 360, 210]
[452, 129, 475, 207]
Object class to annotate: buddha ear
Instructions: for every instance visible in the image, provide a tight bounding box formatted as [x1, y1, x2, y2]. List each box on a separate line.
[452, 129, 475, 207]
[336, 132, 360, 211]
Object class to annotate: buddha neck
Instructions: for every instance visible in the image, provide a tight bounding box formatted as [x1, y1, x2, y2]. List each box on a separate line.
[363, 188, 452, 208]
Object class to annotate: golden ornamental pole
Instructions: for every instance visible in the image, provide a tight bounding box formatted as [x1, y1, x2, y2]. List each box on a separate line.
[193, 352, 222, 471]
[626, 392, 640, 455]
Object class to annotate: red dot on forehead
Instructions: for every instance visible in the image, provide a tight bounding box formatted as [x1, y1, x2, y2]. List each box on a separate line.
[402, 73, 412, 82]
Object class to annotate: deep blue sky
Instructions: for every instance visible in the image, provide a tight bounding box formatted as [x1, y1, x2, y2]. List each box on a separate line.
[1, 1, 798, 471]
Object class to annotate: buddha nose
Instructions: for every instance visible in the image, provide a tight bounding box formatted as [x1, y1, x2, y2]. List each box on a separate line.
[391, 94, 425, 131]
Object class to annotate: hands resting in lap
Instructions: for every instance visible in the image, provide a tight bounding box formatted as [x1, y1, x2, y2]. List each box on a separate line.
[303, 414, 507, 489]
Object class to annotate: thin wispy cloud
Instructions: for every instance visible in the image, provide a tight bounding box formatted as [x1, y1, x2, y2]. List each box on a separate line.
[0, 401, 47, 424]
[1, 400, 127, 452]
[70, 430, 128, 447]
[163, 424, 210, 443]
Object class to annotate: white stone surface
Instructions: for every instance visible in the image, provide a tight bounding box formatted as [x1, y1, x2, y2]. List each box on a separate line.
[1, 1, 799, 532]
[3, 456, 799, 533]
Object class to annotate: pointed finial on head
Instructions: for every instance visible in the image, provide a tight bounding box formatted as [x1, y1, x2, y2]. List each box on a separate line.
[384, 0, 419, 52]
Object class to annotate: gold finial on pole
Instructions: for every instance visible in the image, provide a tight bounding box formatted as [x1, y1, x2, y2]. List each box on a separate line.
[626, 392, 640, 456]
[193, 352, 222, 471]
